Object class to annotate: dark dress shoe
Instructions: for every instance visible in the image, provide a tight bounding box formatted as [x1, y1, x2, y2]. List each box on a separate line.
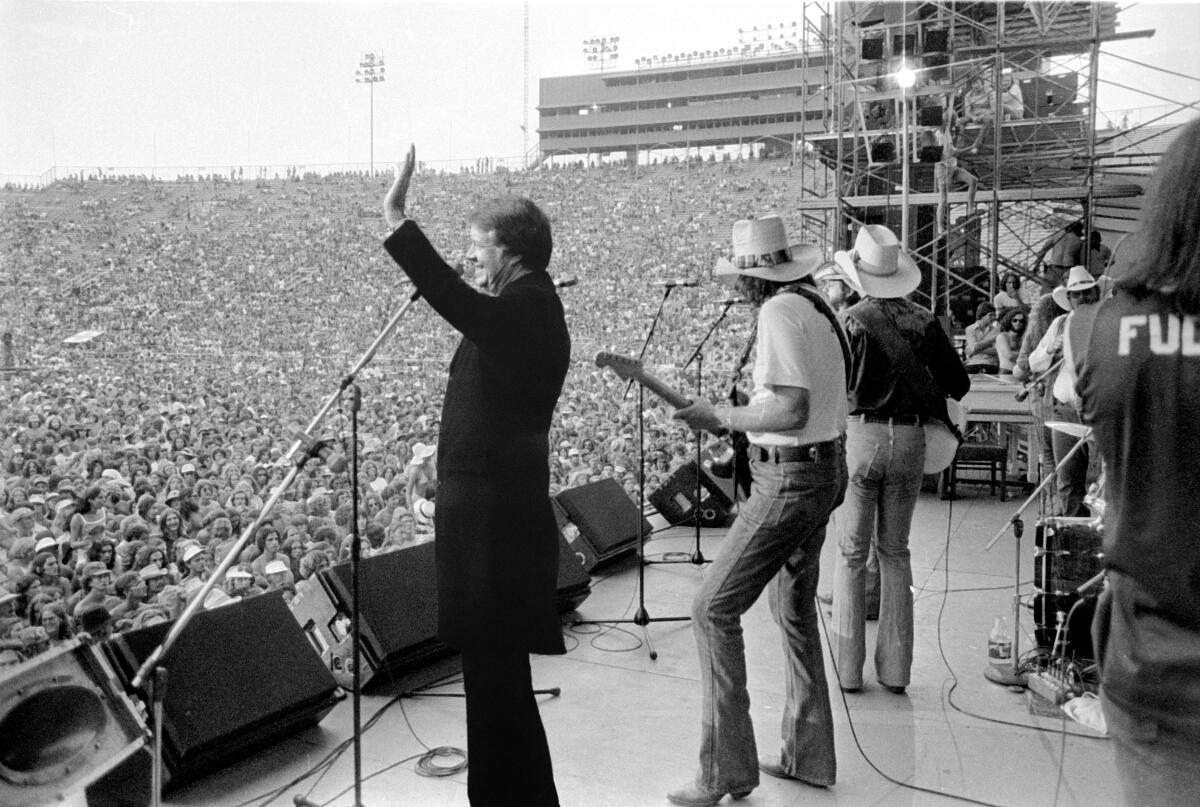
[884, 684, 907, 695]
[666, 783, 753, 806]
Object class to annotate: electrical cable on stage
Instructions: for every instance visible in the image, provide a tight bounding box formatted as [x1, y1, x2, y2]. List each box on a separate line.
[935, 497, 1110, 739]
[815, 488, 1108, 807]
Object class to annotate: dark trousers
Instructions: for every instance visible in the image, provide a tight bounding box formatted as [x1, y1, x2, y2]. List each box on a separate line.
[462, 650, 559, 807]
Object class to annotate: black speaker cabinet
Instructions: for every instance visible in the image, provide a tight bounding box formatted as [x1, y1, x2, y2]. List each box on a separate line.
[294, 539, 589, 689]
[555, 478, 649, 571]
[649, 461, 734, 528]
[317, 541, 454, 690]
[103, 593, 340, 787]
[860, 37, 884, 61]
[554, 531, 592, 613]
[892, 33, 916, 57]
[0, 642, 149, 807]
[924, 28, 949, 53]
[918, 104, 944, 127]
[923, 52, 950, 80]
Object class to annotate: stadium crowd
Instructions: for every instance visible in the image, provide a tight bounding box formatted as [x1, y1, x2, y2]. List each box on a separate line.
[0, 155, 1038, 665]
[0, 157, 829, 662]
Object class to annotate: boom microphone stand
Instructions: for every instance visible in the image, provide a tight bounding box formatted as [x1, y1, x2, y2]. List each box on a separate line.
[130, 287, 424, 807]
[574, 282, 693, 660]
[674, 296, 744, 565]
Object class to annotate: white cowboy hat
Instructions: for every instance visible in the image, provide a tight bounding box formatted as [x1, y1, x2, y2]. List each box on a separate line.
[834, 225, 921, 299]
[1051, 266, 1109, 310]
[714, 215, 825, 282]
[813, 261, 865, 293]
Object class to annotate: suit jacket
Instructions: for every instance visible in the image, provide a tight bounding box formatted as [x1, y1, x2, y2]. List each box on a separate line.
[383, 221, 570, 653]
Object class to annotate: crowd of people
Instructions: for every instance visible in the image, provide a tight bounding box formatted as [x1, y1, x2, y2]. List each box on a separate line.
[0, 157, 825, 663]
[0, 155, 1062, 666]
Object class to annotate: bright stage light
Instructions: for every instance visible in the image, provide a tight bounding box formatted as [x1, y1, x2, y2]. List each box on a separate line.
[896, 63, 917, 89]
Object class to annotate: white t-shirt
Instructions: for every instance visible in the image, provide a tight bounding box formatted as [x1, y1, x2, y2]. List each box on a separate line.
[747, 292, 848, 446]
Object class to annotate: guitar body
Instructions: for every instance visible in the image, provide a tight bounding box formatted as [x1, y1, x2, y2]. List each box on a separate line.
[707, 431, 752, 499]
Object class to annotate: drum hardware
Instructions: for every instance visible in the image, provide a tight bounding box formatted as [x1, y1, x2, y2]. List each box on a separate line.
[983, 430, 1093, 688]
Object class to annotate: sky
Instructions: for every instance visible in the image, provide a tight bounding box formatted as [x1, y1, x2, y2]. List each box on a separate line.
[1, 0, 1198, 180]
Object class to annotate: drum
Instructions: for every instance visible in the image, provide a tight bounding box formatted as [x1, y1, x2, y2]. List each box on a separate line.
[1033, 516, 1104, 658]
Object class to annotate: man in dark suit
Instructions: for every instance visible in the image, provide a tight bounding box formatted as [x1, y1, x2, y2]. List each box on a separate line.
[382, 146, 569, 807]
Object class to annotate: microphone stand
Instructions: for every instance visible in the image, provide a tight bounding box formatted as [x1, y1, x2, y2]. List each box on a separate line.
[673, 297, 742, 565]
[129, 288, 423, 807]
[981, 426, 1092, 688]
[574, 284, 690, 660]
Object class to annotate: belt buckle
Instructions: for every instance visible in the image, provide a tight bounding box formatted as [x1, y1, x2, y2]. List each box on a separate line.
[808, 444, 819, 461]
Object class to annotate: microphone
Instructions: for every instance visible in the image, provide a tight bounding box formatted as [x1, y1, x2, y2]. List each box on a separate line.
[720, 296, 747, 305]
[664, 279, 699, 288]
[554, 276, 579, 288]
[289, 429, 347, 474]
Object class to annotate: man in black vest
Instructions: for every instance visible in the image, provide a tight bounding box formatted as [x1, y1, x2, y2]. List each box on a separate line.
[383, 147, 569, 807]
[830, 225, 968, 695]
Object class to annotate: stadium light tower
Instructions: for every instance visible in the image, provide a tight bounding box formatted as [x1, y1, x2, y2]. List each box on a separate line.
[355, 52, 386, 176]
[583, 36, 620, 73]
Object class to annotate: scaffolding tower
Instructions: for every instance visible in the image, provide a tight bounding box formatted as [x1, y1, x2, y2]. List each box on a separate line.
[797, 1, 1160, 318]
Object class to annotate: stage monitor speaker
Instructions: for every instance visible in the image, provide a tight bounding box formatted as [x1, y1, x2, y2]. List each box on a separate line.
[555, 478, 649, 571]
[0, 642, 149, 807]
[648, 461, 734, 528]
[317, 541, 455, 690]
[103, 592, 340, 788]
[295, 539, 589, 689]
[860, 37, 884, 61]
[555, 530, 592, 613]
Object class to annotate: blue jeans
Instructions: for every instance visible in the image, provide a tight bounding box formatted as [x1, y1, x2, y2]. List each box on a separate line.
[832, 420, 924, 690]
[691, 442, 847, 791]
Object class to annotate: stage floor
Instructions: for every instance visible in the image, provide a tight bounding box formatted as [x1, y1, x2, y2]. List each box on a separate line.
[166, 486, 1115, 807]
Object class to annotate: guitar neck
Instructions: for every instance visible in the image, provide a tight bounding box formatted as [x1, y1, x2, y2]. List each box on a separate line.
[595, 351, 692, 409]
[635, 373, 691, 410]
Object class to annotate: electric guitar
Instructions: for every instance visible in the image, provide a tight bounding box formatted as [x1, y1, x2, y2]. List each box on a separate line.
[594, 351, 750, 494]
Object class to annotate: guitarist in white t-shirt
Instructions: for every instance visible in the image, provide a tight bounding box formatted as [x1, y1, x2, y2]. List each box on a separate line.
[666, 215, 850, 805]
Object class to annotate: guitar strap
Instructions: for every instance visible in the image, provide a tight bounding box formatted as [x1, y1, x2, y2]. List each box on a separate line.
[727, 283, 852, 397]
[721, 283, 854, 498]
[845, 301, 962, 440]
[782, 284, 852, 387]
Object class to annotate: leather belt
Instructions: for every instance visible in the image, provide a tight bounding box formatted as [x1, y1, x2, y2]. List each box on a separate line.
[752, 440, 840, 463]
[857, 413, 923, 426]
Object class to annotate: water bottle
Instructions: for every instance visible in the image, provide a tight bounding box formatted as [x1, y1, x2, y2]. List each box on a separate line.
[988, 615, 1013, 666]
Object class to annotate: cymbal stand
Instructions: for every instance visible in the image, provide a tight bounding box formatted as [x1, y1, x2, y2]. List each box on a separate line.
[982, 427, 1092, 687]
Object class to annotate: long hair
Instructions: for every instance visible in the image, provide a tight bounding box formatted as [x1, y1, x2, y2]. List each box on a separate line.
[735, 274, 818, 307]
[1118, 118, 1200, 315]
